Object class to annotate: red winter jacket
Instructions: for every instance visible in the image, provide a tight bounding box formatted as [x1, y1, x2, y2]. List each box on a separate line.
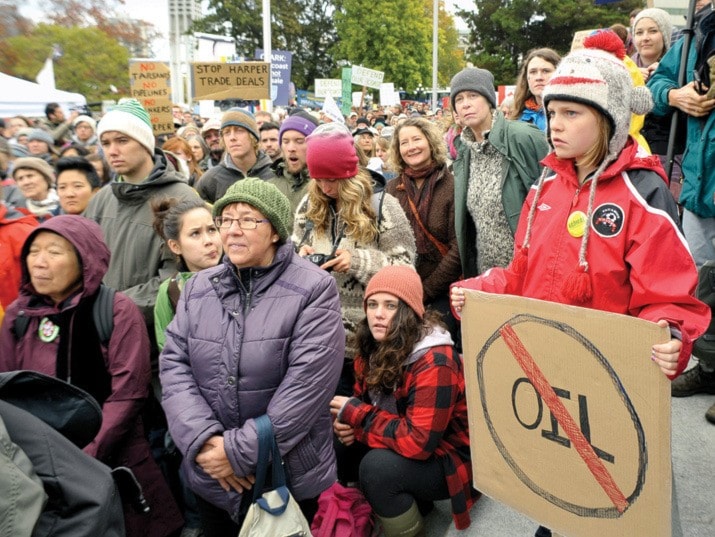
[0, 203, 38, 309]
[452, 140, 710, 379]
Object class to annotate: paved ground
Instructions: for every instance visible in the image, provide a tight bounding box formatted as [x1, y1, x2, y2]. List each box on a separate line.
[423, 360, 715, 537]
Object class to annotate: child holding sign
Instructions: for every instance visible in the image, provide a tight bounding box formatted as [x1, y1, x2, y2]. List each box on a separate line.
[450, 45, 709, 537]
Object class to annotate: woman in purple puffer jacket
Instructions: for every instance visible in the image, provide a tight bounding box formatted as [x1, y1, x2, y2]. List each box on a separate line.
[159, 178, 345, 537]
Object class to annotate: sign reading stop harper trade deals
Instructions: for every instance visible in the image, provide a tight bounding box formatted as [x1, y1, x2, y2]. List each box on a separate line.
[351, 65, 384, 89]
[461, 291, 672, 537]
[128, 60, 174, 135]
[191, 62, 270, 101]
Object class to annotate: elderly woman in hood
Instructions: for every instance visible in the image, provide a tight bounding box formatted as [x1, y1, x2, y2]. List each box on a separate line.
[0, 215, 183, 537]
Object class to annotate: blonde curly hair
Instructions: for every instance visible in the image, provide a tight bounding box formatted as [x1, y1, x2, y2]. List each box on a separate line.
[305, 168, 378, 245]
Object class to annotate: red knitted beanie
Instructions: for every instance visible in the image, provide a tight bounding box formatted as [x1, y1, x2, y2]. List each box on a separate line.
[364, 265, 425, 319]
[306, 124, 359, 180]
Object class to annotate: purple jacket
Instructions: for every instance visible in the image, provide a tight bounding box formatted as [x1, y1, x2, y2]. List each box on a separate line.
[160, 242, 345, 521]
[0, 215, 183, 537]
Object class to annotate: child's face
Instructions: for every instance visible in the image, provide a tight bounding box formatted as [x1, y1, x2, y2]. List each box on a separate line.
[547, 101, 600, 163]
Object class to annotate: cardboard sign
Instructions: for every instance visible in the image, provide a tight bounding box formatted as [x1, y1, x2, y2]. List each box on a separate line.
[572, 29, 597, 51]
[128, 60, 174, 135]
[191, 62, 270, 101]
[315, 78, 343, 98]
[461, 291, 671, 537]
[351, 65, 385, 89]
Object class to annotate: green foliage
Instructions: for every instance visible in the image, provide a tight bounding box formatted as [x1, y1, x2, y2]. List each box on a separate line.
[334, 0, 432, 93]
[194, 0, 337, 90]
[1, 24, 131, 102]
[458, 0, 644, 85]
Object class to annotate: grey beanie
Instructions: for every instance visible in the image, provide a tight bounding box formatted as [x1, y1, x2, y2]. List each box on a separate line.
[450, 68, 497, 110]
[27, 128, 55, 147]
[633, 8, 673, 52]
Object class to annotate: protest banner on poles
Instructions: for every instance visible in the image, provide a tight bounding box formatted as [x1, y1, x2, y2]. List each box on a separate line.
[461, 291, 672, 537]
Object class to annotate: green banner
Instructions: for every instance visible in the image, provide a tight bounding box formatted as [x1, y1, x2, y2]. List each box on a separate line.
[341, 67, 352, 116]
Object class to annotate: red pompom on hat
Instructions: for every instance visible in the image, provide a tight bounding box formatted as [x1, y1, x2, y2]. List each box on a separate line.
[583, 29, 626, 60]
[364, 265, 425, 319]
[306, 123, 359, 180]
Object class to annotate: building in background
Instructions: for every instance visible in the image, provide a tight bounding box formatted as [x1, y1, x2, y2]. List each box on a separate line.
[169, 0, 202, 105]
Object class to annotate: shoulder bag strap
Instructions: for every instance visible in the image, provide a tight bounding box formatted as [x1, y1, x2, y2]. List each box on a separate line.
[404, 194, 450, 257]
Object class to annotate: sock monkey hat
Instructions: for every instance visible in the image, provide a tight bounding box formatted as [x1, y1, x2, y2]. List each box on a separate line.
[515, 45, 653, 304]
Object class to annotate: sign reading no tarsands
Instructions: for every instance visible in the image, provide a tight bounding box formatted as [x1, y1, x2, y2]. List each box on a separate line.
[191, 62, 271, 101]
[461, 291, 672, 537]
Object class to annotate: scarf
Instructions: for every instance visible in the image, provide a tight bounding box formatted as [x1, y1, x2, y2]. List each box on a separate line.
[25, 188, 60, 216]
[524, 97, 542, 112]
[397, 163, 441, 254]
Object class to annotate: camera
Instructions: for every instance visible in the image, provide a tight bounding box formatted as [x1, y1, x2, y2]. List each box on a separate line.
[307, 253, 334, 271]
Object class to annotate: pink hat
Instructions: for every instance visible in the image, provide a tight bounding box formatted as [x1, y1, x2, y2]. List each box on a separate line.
[306, 123, 359, 180]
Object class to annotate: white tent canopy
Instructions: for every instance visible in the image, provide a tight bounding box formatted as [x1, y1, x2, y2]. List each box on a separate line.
[0, 72, 86, 118]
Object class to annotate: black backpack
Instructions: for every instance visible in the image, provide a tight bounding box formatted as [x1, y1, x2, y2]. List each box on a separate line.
[13, 284, 115, 345]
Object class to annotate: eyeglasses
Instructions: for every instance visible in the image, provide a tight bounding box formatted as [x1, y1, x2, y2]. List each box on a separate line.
[214, 216, 270, 230]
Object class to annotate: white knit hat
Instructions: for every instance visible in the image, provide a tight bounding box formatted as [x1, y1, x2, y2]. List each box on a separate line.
[633, 8, 674, 52]
[97, 99, 155, 155]
[72, 114, 97, 132]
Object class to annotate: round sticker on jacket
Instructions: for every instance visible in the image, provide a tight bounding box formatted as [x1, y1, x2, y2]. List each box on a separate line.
[567, 211, 587, 238]
[38, 317, 60, 342]
[592, 203, 624, 238]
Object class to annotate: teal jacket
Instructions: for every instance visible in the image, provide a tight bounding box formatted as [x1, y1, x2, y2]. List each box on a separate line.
[452, 111, 549, 278]
[649, 10, 715, 218]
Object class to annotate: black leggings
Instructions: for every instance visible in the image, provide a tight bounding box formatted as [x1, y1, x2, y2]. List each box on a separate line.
[336, 441, 450, 518]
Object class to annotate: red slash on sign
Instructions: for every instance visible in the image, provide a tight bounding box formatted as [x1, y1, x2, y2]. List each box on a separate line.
[499, 323, 629, 513]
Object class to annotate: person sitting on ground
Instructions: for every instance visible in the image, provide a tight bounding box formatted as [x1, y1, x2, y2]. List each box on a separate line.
[330, 266, 477, 536]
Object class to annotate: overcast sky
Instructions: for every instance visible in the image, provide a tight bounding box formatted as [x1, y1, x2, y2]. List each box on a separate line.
[21, 0, 474, 60]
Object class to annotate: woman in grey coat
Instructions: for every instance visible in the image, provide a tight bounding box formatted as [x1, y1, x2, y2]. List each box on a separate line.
[159, 178, 345, 537]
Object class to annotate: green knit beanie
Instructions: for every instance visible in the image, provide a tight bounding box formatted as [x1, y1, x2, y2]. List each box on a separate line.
[212, 178, 291, 241]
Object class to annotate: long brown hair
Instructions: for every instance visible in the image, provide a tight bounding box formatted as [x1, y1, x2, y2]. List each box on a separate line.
[510, 48, 561, 119]
[354, 303, 444, 392]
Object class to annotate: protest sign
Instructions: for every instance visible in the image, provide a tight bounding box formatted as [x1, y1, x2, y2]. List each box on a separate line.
[461, 291, 672, 537]
[255, 50, 292, 105]
[191, 62, 270, 101]
[315, 79, 343, 98]
[129, 60, 174, 135]
[341, 67, 352, 116]
[351, 65, 385, 89]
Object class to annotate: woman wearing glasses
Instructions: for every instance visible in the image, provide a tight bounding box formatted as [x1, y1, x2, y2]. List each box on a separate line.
[159, 179, 345, 537]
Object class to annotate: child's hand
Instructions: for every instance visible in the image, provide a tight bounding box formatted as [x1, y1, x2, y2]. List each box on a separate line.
[651, 319, 681, 376]
[451, 286, 465, 314]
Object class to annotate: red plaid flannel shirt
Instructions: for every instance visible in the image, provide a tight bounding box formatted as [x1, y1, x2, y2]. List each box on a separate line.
[339, 344, 477, 529]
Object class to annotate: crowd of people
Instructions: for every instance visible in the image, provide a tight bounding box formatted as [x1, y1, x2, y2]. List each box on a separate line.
[1, 3, 715, 537]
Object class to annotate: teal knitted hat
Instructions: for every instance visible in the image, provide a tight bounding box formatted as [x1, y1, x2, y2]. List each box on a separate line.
[212, 178, 291, 241]
[98, 98, 155, 154]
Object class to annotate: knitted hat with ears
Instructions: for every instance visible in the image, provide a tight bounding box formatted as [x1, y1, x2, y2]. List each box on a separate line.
[513, 46, 653, 304]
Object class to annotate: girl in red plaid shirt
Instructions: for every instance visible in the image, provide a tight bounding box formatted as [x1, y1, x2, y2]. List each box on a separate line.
[330, 265, 478, 536]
